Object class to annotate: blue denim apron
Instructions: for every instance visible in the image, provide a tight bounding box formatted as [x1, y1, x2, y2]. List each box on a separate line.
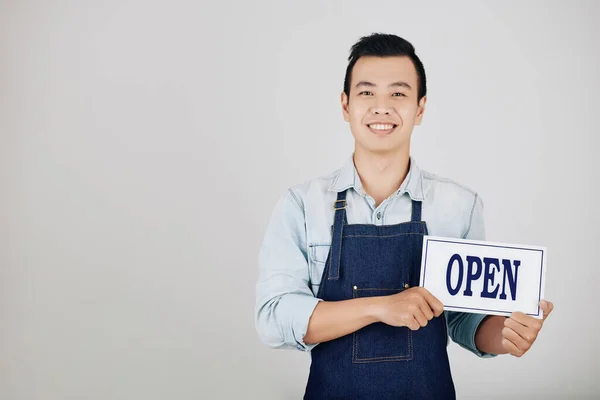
[304, 189, 455, 399]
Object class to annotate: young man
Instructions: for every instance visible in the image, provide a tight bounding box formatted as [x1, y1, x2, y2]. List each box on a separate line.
[255, 33, 553, 399]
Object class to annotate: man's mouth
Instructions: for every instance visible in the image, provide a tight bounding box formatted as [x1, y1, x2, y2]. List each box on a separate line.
[367, 123, 397, 135]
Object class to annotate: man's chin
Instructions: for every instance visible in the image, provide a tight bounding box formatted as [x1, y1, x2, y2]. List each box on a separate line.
[354, 142, 407, 156]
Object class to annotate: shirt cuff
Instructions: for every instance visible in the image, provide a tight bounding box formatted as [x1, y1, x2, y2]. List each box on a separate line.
[282, 294, 323, 352]
[446, 311, 497, 358]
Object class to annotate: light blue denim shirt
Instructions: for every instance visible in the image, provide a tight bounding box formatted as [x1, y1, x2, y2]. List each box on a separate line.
[255, 156, 496, 358]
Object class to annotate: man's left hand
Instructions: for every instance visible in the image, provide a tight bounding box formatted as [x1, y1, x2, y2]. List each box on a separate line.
[501, 300, 554, 357]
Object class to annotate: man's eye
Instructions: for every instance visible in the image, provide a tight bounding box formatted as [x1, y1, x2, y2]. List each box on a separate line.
[392, 92, 406, 97]
[359, 91, 373, 96]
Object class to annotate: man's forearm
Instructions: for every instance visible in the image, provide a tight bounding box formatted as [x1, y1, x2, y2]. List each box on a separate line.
[474, 315, 509, 355]
[303, 297, 382, 345]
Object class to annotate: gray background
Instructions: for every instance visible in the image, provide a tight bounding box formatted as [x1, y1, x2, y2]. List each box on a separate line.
[1, 0, 598, 399]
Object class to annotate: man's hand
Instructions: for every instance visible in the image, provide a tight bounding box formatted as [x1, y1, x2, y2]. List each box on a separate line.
[501, 300, 554, 357]
[375, 287, 444, 330]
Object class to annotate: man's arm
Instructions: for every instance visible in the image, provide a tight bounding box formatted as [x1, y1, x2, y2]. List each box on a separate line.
[256, 189, 444, 350]
[303, 298, 381, 345]
[305, 287, 444, 344]
[255, 189, 321, 351]
[474, 315, 508, 355]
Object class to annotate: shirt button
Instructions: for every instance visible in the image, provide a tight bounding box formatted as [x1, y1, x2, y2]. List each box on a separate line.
[377, 212, 381, 220]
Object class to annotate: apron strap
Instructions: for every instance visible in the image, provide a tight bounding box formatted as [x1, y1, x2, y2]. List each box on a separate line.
[329, 193, 422, 280]
[411, 199, 423, 222]
[328, 190, 348, 280]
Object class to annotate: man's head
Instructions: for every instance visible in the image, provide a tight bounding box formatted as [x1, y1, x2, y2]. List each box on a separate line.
[341, 33, 427, 156]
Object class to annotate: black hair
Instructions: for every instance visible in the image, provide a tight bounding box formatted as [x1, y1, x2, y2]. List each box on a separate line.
[343, 33, 427, 102]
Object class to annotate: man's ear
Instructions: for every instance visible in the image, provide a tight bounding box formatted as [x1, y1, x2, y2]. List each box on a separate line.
[414, 95, 427, 125]
[341, 92, 350, 122]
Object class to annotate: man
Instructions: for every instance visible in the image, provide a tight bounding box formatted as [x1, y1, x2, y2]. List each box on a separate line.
[255, 33, 553, 399]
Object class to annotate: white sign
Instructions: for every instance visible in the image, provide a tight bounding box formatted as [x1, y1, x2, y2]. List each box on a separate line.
[419, 236, 547, 319]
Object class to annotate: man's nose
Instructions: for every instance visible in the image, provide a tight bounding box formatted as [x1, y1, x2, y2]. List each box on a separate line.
[372, 106, 391, 115]
[373, 109, 390, 115]
[371, 99, 393, 115]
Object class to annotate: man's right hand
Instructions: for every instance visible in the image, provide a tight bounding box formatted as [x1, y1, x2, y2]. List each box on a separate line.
[375, 287, 444, 330]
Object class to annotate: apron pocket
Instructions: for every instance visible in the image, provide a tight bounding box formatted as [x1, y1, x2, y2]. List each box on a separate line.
[352, 288, 413, 363]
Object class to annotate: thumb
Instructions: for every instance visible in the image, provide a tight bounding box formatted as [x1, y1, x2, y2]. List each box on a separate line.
[540, 300, 554, 320]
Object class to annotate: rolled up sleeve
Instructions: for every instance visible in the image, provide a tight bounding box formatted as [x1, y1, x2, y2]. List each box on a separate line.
[445, 311, 495, 358]
[255, 189, 322, 351]
[445, 193, 497, 358]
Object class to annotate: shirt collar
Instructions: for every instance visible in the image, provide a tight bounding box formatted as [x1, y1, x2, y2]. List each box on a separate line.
[328, 155, 425, 201]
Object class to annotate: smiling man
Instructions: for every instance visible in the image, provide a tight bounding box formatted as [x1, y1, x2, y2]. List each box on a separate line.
[255, 33, 553, 399]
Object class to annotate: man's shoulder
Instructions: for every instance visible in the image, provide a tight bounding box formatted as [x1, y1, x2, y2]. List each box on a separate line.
[420, 168, 482, 208]
[288, 167, 340, 196]
[421, 169, 478, 195]
[280, 166, 342, 214]
[419, 168, 484, 238]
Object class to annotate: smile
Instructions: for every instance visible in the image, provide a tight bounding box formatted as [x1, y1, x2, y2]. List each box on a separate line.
[367, 123, 397, 135]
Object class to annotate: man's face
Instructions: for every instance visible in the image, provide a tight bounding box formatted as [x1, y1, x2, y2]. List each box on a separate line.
[342, 56, 426, 155]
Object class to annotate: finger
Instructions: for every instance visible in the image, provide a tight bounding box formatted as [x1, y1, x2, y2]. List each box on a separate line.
[501, 335, 525, 357]
[420, 288, 444, 317]
[418, 298, 434, 321]
[540, 300, 554, 320]
[407, 317, 421, 331]
[510, 311, 543, 331]
[505, 317, 538, 344]
[505, 316, 530, 337]
[413, 309, 428, 327]
[502, 326, 531, 354]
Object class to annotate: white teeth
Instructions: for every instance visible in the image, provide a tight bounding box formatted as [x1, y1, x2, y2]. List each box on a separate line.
[369, 124, 394, 130]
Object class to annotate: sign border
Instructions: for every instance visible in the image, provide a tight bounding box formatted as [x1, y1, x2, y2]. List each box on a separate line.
[420, 236, 546, 318]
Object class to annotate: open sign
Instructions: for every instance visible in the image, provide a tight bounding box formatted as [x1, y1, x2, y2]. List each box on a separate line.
[419, 236, 547, 319]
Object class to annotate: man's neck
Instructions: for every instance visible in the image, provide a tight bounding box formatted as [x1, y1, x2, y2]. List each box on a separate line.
[353, 148, 411, 207]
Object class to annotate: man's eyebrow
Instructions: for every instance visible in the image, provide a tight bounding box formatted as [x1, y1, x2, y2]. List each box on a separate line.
[389, 81, 412, 90]
[354, 81, 413, 90]
[355, 81, 376, 88]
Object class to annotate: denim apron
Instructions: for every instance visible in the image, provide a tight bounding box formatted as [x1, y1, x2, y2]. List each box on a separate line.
[304, 189, 455, 399]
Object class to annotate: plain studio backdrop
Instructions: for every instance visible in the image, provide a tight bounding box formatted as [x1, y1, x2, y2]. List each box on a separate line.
[1, 0, 599, 399]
